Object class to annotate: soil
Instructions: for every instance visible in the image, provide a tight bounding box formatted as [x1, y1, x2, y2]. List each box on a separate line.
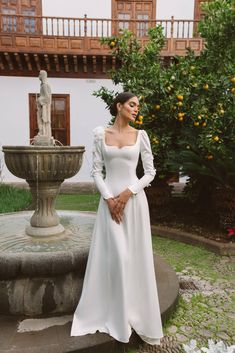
[149, 195, 235, 244]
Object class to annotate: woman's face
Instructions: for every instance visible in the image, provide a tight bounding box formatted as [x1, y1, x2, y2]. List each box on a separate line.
[118, 96, 139, 122]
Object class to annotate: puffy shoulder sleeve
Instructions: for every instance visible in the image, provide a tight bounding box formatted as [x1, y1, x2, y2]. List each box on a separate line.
[128, 130, 156, 194]
[91, 126, 114, 200]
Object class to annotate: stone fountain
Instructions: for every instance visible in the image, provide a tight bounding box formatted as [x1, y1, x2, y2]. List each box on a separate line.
[1, 71, 90, 315]
[3, 70, 85, 238]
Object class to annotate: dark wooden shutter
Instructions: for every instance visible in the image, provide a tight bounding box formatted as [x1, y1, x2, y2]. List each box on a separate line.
[112, 0, 156, 36]
[29, 93, 70, 146]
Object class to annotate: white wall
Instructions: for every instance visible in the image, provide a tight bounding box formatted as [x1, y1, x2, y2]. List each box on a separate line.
[0, 76, 116, 182]
[157, 0, 194, 19]
[42, 0, 111, 18]
[42, 0, 194, 20]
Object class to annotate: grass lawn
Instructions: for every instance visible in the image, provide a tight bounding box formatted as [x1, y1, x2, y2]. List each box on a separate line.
[0, 187, 100, 214]
[55, 193, 100, 212]
[0, 184, 32, 213]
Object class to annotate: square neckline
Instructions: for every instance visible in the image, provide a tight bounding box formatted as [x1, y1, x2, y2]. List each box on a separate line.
[103, 129, 141, 149]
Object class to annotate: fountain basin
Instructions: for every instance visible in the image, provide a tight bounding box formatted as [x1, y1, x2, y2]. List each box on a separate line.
[0, 211, 95, 316]
[2, 146, 85, 181]
[2, 146, 85, 237]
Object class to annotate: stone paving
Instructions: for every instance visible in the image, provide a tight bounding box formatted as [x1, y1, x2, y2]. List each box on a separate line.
[136, 254, 235, 353]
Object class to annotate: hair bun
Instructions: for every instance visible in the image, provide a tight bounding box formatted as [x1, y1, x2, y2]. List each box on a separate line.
[109, 91, 136, 117]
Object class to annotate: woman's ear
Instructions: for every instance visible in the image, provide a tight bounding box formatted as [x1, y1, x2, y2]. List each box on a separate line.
[117, 102, 122, 112]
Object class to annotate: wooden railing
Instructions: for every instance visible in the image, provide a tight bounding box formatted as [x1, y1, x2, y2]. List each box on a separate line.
[0, 14, 200, 39]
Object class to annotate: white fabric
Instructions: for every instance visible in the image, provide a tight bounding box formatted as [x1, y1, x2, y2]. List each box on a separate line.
[71, 126, 164, 345]
[128, 129, 156, 194]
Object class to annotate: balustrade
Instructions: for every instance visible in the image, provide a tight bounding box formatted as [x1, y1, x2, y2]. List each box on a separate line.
[0, 13, 200, 39]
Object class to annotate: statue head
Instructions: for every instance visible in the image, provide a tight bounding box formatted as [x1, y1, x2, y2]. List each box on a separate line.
[39, 70, 47, 82]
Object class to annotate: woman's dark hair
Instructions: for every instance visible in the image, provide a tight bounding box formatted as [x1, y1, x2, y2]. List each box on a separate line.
[109, 92, 136, 116]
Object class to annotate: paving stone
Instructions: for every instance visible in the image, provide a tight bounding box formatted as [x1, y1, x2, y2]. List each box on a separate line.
[219, 324, 228, 331]
[212, 307, 223, 313]
[227, 312, 235, 319]
[180, 326, 192, 332]
[198, 329, 213, 338]
[175, 334, 188, 343]
[220, 257, 230, 263]
[168, 326, 178, 334]
[216, 332, 230, 340]
[191, 276, 201, 281]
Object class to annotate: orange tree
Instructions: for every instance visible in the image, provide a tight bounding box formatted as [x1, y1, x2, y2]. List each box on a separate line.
[166, 0, 235, 229]
[94, 27, 183, 184]
[94, 0, 235, 226]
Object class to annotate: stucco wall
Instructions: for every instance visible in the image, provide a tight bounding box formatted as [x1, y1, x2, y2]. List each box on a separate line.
[0, 76, 116, 182]
[42, 0, 194, 19]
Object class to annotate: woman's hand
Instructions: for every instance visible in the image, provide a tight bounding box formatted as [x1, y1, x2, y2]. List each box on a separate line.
[106, 198, 123, 224]
[113, 188, 133, 219]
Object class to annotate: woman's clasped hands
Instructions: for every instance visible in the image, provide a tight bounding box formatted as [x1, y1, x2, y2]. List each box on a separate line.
[106, 188, 133, 224]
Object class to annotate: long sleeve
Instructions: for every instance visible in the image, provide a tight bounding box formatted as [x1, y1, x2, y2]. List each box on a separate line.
[128, 130, 156, 194]
[90, 126, 114, 200]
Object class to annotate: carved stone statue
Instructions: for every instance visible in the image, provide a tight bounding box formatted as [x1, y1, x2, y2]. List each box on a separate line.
[37, 70, 52, 138]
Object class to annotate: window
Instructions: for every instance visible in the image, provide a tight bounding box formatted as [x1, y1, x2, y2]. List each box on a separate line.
[22, 8, 36, 33]
[2, 8, 16, 32]
[118, 13, 130, 31]
[29, 94, 70, 146]
[112, 0, 156, 36]
[137, 14, 149, 37]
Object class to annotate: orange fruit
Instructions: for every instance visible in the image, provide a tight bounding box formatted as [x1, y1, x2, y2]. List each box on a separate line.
[155, 104, 161, 110]
[177, 95, 184, 101]
[152, 137, 159, 144]
[177, 101, 183, 107]
[231, 77, 235, 83]
[202, 122, 207, 127]
[213, 136, 219, 142]
[207, 155, 213, 160]
[194, 122, 200, 126]
[203, 84, 209, 90]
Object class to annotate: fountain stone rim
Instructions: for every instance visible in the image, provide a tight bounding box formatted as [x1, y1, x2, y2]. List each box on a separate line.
[2, 146, 85, 153]
[0, 211, 96, 279]
[0, 248, 89, 279]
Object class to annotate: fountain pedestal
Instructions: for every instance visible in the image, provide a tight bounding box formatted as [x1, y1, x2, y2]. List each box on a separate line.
[26, 181, 65, 236]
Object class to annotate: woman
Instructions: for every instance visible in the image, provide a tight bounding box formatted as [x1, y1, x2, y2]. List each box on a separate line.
[71, 92, 164, 345]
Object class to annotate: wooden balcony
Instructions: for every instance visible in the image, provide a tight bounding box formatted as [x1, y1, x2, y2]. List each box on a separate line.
[0, 14, 204, 78]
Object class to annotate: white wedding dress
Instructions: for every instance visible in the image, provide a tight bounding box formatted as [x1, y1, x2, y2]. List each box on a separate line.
[71, 126, 164, 345]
